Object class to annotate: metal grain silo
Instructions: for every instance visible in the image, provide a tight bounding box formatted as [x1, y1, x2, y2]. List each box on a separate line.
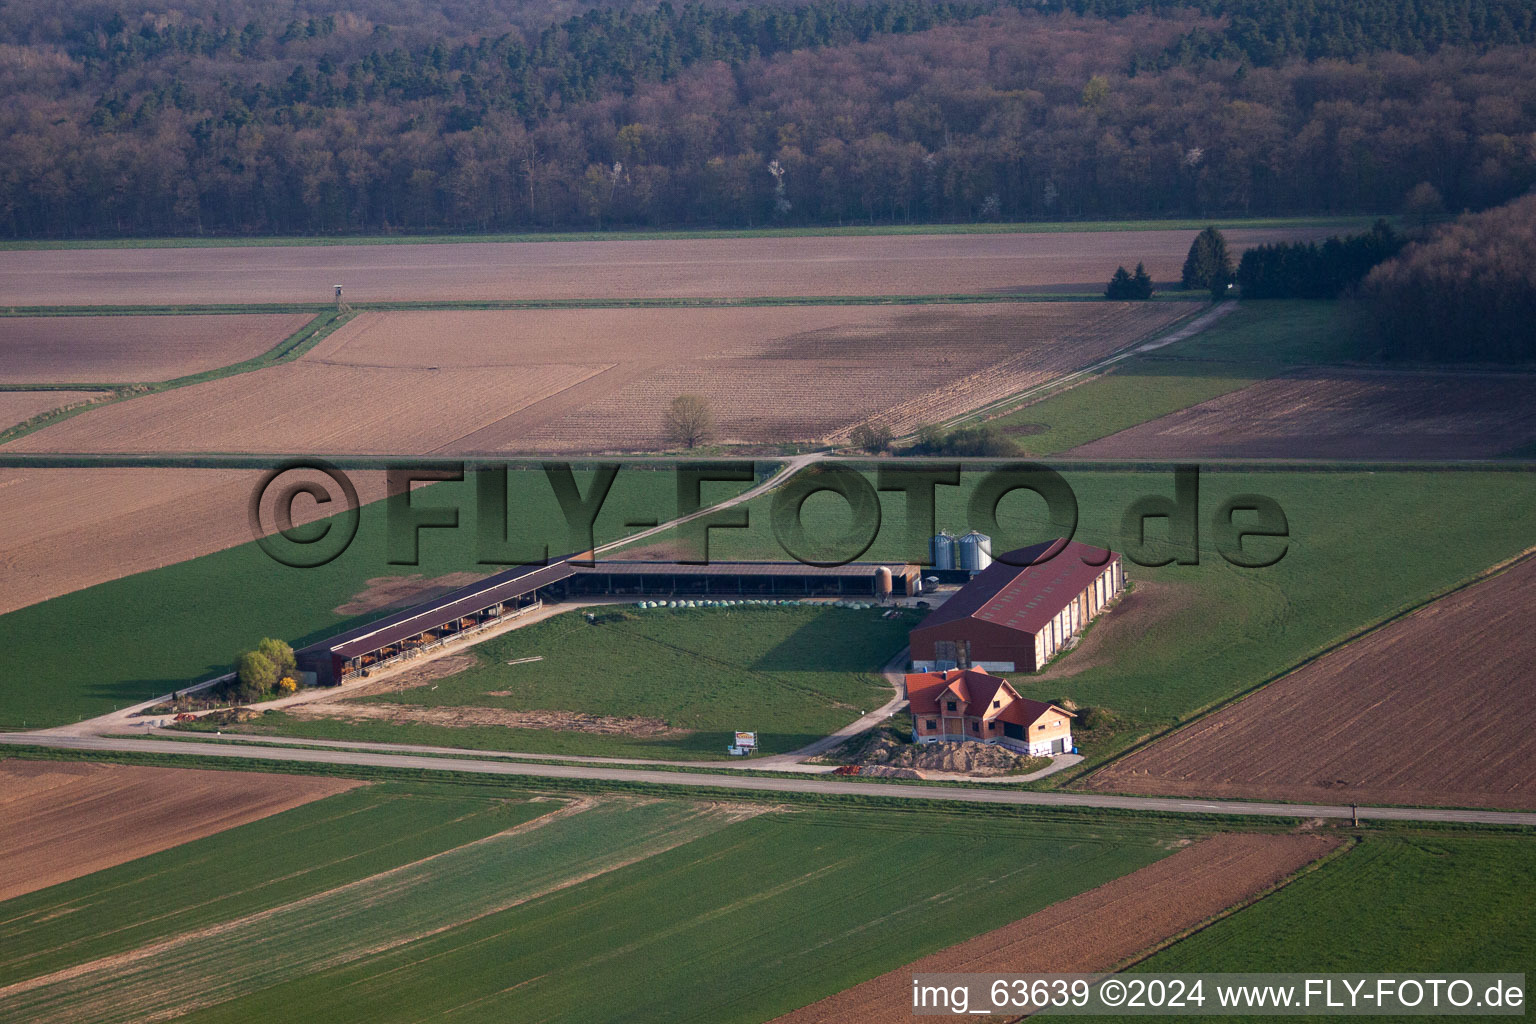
[874, 566, 893, 598]
[957, 530, 992, 572]
[930, 531, 957, 570]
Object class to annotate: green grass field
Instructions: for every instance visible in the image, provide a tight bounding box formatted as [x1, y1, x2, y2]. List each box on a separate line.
[194, 605, 913, 759]
[0, 216, 1381, 251]
[0, 782, 1191, 1024]
[0, 466, 748, 728]
[0, 781, 548, 988]
[1132, 833, 1536, 985]
[987, 301, 1358, 454]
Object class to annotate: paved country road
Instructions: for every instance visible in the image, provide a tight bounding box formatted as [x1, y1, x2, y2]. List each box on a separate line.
[5, 733, 1534, 828]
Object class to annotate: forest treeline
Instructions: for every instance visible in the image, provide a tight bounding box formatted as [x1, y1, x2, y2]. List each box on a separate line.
[1354, 195, 1536, 363]
[1236, 221, 1404, 299]
[3, 0, 1536, 236]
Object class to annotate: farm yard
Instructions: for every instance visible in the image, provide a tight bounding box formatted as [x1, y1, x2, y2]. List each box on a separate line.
[0, 784, 1189, 1024]
[196, 604, 913, 760]
[0, 466, 392, 615]
[0, 227, 1342, 306]
[1083, 555, 1536, 810]
[8, 302, 1190, 454]
[0, 314, 312, 384]
[1066, 368, 1536, 460]
[0, 759, 356, 901]
[775, 831, 1339, 1024]
[631, 467, 1536, 768]
[0, 390, 104, 431]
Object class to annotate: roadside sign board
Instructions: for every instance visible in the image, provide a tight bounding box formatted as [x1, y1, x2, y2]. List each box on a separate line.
[734, 731, 757, 749]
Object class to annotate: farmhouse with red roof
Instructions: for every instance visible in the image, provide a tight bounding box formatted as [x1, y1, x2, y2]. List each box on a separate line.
[910, 538, 1124, 673]
[905, 668, 1076, 755]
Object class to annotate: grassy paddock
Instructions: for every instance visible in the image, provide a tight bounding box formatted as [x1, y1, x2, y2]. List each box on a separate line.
[185, 604, 914, 759]
[0, 217, 1382, 251]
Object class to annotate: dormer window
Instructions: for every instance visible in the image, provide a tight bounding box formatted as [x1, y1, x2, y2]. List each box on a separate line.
[946, 701, 957, 712]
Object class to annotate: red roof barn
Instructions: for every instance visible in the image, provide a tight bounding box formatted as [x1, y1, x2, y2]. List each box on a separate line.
[910, 538, 1123, 673]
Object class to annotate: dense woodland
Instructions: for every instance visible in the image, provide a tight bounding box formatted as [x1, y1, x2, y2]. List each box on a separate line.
[1354, 195, 1536, 363]
[3, 0, 1536, 236]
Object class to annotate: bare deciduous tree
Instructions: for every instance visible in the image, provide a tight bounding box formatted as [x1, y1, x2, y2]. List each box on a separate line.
[664, 394, 714, 449]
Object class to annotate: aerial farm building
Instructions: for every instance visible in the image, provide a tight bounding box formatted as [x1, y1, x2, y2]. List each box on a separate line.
[909, 538, 1123, 673]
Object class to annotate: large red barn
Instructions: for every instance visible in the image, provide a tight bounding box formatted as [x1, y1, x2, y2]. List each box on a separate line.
[909, 538, 1124, 673]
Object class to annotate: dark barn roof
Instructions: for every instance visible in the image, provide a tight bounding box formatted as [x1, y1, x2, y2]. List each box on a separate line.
[299, 561, 574, 660]
[913, 538, 1117, 638]
[577, 560, 918, 578]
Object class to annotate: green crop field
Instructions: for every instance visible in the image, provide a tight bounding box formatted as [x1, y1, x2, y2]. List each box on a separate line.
[662, 465, 1536, 768]
[987, 301, 1357, 454]
[199, 604, 912, 759]
[0, 780, 548, 988]
[1130, 833, 1536, 988]
[0, 466, 748, 728]
[0, 784, 1190, 1024]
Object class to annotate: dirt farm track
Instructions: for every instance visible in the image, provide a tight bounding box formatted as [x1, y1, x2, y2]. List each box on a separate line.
[0, 760, 357, 901]
[0, 228, 1339, 305]
[1086, 555, 1536, 810]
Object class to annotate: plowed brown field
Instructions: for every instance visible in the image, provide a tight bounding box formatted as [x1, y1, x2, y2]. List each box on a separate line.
[1067, 369, 1536, 459]
[0, 467, 389, 613]
[9, 303, 1188, 454]
[0, 314, 311, 384]
[0, 228, 1340, 305]
[772, 832, 1340, 1024]
[1085, 556, 1536, 810]
[0, 759, 358, 901]
[0, 390, 104, 430]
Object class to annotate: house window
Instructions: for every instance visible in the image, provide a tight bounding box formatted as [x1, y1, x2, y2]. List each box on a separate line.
[946, 701, 957, 712]
[1038, 723, 1047, 730]
[926, 720, 937, 730]
[993, 700, 1001, 708]
[970, 721, 979, 732]
[987, 721, 997, 730]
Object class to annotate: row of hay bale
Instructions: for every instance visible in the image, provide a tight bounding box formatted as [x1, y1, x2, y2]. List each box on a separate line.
[633, 598, 882, 611]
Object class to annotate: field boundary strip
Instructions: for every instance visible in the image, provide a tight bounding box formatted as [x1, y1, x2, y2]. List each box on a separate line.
[0, 294, 1209, 318]
[0, 311, 350, 446]
[0, 216, 1387, 251]
[1107, 835, 1359, 975]
[1066, 544, 1536, 793]
[7, 452, 1534, 471]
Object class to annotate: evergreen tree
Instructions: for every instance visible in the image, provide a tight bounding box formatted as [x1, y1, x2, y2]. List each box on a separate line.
[1181, 226, 1233, 290]
[1104, 265, 1135, 299]
[1131, 262, 1155, 299]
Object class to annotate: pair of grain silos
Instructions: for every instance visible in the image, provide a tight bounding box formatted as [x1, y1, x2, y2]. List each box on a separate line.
[930, 530, 992, 573]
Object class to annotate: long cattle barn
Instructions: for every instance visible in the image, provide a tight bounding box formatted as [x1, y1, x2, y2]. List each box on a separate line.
[297, 557, 921, 686]
[295, 562, 574, 685]
[909, 538, 1124, 673]
[564, 560, 921, 598]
